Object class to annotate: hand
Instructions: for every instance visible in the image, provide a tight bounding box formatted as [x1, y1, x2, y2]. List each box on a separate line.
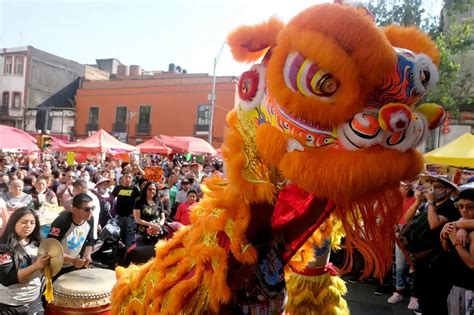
[72, 257, 86, 269]
[455, 228, 468, 247]
[448, 228, 458, 244]
[414, 190, 423, 201]
[150, 223, 161, 231]
[83, 254, 92, 268]
[440, 223, 454, 240]
[33, 253, 51, 270]
[425, 188, 434, 202]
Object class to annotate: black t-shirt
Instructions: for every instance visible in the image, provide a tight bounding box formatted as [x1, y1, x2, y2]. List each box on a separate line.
[112, 185, 140, 217]
[431, 199, 460, 250]
[133, 199, 162, 235]
[447, 241, 474, 290]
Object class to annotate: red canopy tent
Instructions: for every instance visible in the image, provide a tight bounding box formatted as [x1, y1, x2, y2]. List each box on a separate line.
[136, 137, 172, 154]
[0, 125, 39, 152]
[159, 135, 217, 156]
[59, 129, 137, 153]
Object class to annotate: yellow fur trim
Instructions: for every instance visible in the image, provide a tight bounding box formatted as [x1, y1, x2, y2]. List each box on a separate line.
[285, 272, 349, 315]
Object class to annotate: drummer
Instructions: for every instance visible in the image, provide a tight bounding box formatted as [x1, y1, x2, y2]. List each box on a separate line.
[47, 193, 95, 279]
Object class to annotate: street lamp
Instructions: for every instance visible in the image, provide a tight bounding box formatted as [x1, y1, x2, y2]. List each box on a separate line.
[127, 111, 137, 144]
[208, 41, 226, 145]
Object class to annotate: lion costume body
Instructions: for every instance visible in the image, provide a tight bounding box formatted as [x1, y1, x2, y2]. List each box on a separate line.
[111, 3, 445, 314]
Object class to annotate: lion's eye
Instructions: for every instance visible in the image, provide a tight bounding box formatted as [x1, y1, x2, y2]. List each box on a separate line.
[283, 52, 340, 99]
[420, 69, 430, 87]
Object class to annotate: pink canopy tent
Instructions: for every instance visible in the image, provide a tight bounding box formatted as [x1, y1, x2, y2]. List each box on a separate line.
[59, 129, 137, 153]
[136, 137, 172, 154]
[0, 125, 39, 152]
[159, 135, 217, 156]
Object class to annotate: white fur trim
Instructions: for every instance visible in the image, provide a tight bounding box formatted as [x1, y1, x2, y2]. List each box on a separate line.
[413, 53, 439, 94]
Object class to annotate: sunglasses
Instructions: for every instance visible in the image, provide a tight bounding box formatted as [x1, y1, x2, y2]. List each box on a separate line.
[454, 202, 474, 211]
[79, 206, 96, 212]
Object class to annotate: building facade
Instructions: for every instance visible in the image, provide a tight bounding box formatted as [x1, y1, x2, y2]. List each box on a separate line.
[75, 71, 239, 147]
[0, 46, 109, 139]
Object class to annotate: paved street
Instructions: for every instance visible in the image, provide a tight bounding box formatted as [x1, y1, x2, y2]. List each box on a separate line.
[345, 277, 414, 315]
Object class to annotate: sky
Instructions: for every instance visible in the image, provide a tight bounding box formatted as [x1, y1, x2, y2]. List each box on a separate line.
[0, 0, 332, 77]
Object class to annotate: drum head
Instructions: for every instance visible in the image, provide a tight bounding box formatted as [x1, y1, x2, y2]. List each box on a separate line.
[53, 269, 116, 308]
[38, 238, 64, 277]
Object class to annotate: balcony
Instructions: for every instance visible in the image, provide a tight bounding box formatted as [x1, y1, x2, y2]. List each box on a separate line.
[194, 124, 210, 135]
[113, 122, 127, 132]
[136, 123, 151, 135]
[86, 122, 99, 132]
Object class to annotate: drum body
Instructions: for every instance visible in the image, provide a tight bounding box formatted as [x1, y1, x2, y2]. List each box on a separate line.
[46, 269, 116, 315]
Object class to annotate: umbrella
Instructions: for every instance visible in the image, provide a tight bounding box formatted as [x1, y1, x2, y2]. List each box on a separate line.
[159, 135, 217, 156]
[136, 137, 172, 154]
[424, 133, 474, 168]
[59, 129, 137, 153]
[0, 125, 39, 152]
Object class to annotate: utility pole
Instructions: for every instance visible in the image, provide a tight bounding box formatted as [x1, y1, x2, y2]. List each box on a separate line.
[208, 41, 226, 145]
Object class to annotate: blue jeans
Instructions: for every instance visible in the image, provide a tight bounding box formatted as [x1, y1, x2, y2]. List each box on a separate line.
[117, 215, 136, 248]
[395, 241, 409, 290]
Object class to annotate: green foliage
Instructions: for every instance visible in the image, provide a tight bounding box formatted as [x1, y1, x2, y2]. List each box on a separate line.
[368, 0, 474, 115]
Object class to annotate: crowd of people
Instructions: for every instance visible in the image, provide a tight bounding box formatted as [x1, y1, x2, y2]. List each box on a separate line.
[0, 152, 473, 314]
[0, 153, 223, 313]
[347, 174, 474, 315]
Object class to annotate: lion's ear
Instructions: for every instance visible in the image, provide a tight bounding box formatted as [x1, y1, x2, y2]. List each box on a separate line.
[227, 17, 284, 63]
[383, 25, 440, 66]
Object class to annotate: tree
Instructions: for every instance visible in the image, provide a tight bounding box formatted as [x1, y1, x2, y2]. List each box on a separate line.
[368, 0, 474, 115]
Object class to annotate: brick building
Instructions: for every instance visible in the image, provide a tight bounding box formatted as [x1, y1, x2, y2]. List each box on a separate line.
[75, 69, 239, 147]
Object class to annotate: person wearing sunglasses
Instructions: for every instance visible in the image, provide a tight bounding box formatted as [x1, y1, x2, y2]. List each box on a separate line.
[440, 188, 474, 314]
[47, 193, 96, 279]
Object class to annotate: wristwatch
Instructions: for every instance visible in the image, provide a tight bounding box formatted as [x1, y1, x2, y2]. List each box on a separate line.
[430, 201, 436, 206]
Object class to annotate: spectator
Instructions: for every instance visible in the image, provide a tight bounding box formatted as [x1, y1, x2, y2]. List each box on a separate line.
[93, 177, 115, 228]
[47, 193, 95, 279]
[72, 179, 101, 239]
[56, 171, 77, 211]
[0, 173, 9, 194]
[30, 175, 58, 209]
[51, 169, 62, 194]
[112, 171, 140, 248]
[0, 207, 50, 313]
[175, 178, 192, 208]
[387, 182, 418, 310]
[441, 188, 474, 315]
[22, 176, 35, 194]
[174, 190, 198, 226]
[167, 174, 179, 213]
[414, 175, 460, 315]
[1, 180, 33, 215]
[133, 182, 165, 246]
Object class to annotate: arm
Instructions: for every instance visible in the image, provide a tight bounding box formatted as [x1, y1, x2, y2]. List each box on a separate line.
[404, 192, 422, 223]
[17, 254, 50, 283]
[450, 230, 474, 270]
[133, 209, 159, 229]
[454, 219, 474, 230]
[440, 223, 453, 251]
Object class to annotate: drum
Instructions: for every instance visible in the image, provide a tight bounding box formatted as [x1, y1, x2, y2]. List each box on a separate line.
[46, 268, 116, 315]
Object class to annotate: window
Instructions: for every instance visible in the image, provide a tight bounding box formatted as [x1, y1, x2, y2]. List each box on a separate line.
[197, 104, 211, 126]
[14, 56, 24, 75]
[12, 92, 21, 108]
[138, 106, 151, 125]
[4, 57, 13, 74]
[2, 92, 9, 107]
[88, 107, 99, 124]
[115, 106, 127, 123]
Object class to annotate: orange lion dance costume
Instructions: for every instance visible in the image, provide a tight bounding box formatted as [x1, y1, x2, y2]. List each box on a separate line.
[111, 3, 445, 314]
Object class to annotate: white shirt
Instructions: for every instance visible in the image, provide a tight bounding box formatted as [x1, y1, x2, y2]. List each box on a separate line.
[0, 243, 42, 306]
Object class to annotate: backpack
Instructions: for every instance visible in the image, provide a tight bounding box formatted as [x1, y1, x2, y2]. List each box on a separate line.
[398, 211, 434, 260]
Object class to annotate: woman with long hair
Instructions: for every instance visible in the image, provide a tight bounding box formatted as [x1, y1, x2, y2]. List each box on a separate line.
[133, 181, 166, 246]
[0, 207, 50, 314]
